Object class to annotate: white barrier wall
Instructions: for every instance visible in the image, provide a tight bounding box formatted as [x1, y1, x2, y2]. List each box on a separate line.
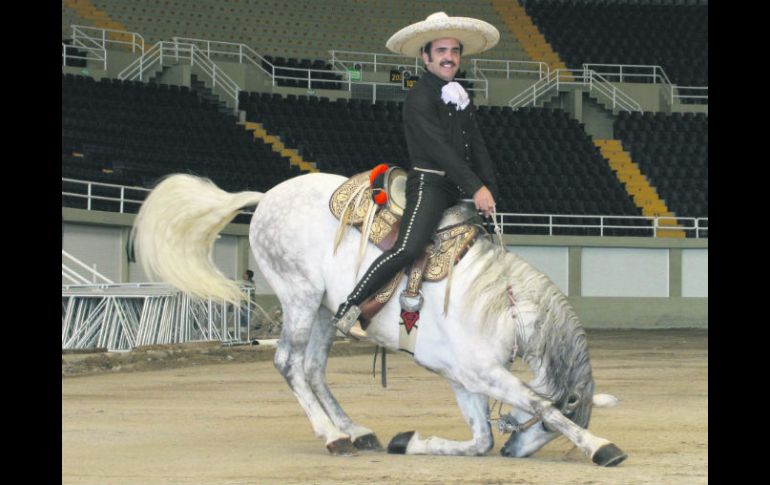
[212, 235, 239, 280]
[507, 246, 569, 295]
[682, 249, 708, 297]
[62, 211, 708, 328]
[582, 247, 669, 297]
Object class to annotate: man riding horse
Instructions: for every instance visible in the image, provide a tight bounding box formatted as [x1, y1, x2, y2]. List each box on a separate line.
[332, 12, 502, 339]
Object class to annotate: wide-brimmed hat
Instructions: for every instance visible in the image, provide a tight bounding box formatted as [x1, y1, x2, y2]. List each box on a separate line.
[386, 12, 500, 58]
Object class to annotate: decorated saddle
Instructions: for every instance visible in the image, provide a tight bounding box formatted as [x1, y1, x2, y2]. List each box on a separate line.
[329, 165, 487, 353]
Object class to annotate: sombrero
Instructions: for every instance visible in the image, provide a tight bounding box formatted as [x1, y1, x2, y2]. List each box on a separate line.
[386, 12, 500, 58]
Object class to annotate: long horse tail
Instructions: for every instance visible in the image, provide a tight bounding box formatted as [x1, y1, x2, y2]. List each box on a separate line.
[131, 174, 263, 305]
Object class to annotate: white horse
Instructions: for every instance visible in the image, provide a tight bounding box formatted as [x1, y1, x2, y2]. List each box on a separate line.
[132, 172, 627, 466]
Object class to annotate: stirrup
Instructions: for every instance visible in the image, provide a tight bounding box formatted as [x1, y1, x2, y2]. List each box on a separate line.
[333, 305, 367, 340]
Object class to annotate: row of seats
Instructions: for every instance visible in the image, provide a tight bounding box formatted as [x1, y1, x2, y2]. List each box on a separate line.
[237, 94, 651, 225]
[614, 111, 708, 217]
[525, 2, 707, 87]
[62, 72, 706, 236]
[62, 74, 302, 198]
[84, 0, 523, 62]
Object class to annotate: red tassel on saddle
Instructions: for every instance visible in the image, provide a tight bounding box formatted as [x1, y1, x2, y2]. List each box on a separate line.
[369, 163, 390, 206]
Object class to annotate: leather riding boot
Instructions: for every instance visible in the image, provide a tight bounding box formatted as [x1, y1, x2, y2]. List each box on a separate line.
[332, 304, 368, 340]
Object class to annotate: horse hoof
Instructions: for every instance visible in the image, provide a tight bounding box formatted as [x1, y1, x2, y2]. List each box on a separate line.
[387, 431, 415, 454]
[592, 443, 628, 467]
[353, 433, 384, 451]
[326, 437, 357, 456]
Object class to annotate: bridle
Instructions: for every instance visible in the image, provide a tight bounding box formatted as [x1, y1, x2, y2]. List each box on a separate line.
[489, 286, 543, 435]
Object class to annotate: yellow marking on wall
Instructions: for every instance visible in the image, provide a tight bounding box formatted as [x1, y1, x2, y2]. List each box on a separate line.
[242, 122, 318, 173]
[491, 0, 572, 79]
[594, 139, 685, 238]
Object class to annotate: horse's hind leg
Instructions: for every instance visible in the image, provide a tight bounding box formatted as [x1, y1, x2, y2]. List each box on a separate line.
[388, 383, 493, 456]
[274, 303, 355, 455]
[303, 306, 383, 451]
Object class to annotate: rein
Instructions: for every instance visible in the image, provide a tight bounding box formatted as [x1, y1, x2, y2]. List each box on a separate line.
[490, 400, 542, 435]
[490, 207, 505, 248]
[488, 280, 543, 435]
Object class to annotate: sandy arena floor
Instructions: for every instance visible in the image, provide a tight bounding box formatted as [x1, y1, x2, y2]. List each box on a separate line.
[62, 329, 707, 485]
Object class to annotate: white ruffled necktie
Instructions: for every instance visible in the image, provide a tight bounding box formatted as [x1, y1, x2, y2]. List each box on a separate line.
[441, 81, 470, 111]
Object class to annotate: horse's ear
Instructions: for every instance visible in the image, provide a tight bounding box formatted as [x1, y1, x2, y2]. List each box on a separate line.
[126, 228, 136, 263]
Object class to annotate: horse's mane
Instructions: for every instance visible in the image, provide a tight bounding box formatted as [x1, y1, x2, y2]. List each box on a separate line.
[462, 239, 594, 427]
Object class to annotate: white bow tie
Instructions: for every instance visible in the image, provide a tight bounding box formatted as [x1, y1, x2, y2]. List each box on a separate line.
[441, 82, 470, 111]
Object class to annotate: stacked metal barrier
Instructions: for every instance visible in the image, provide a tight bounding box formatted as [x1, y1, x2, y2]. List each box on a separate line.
[62, 283, 257, 351]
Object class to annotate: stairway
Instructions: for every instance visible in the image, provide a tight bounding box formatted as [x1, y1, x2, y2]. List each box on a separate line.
[190, 75, 234, 116]
[241, 122, 318, 174]
[491, 0, 572, 79]
[594, 139, 685, 238]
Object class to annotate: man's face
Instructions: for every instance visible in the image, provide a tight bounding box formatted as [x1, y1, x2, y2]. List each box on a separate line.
[422, 37, 461, 82]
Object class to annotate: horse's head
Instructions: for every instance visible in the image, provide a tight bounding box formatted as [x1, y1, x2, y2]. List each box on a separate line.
[462, 241, 597, 458]
[501, 263, 594, 457]
[499, 374, 595, 458]
[500, 297, 594, 457]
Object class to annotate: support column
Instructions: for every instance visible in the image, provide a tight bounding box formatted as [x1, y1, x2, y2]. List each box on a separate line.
[568, 247, 582, 297]
[119, 227, 131, 283]
[237, 236, 251, 279]
[669, 248, 682, 297]
[572, 90, 583, 124]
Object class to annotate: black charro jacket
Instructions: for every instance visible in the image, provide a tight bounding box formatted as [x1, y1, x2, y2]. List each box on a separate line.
[402, 69, 498, 199]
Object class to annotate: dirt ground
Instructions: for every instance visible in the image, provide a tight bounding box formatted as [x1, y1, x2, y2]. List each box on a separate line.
[62, 329, 707, 485]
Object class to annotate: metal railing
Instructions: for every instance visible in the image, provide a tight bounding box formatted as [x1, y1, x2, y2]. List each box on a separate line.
[496, 213, 708, 238]
[589, 69, 644, 112]
[118, 41, 241, 113]
[672, 85, 708, 104]
[328, 50, 549, 80]
[583, 63, 671, 84]
[509, 68, 642, 113]
[171, 37, 272, 76]
[62, 42, 105, 70]
[330, 49, 423, 73]
[172, 37, 353, 93]
[62, 179, 706, 238]
[328, 49, 489, 99]
[583, 63, 707, 105]
[472, 58, 550, 80]
[62, 178, 150, 214]
[62, 250, 115, 285]
[71, 24, 145, 54]
[62, 178, 256, 217]
[164, 41, 489, 102]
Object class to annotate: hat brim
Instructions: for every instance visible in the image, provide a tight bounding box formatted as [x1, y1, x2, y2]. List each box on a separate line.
[386, 16, 500, 58]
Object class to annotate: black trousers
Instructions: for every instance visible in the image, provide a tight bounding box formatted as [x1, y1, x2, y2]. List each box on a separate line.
[337, 171, 461, 316]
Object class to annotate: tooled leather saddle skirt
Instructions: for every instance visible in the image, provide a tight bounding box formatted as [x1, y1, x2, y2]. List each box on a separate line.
[329, 167, 485, 310]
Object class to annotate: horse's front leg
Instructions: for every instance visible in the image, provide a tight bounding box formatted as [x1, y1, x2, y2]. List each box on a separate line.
[471, 365, 626, 466]
[388, 383, 493, 456]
